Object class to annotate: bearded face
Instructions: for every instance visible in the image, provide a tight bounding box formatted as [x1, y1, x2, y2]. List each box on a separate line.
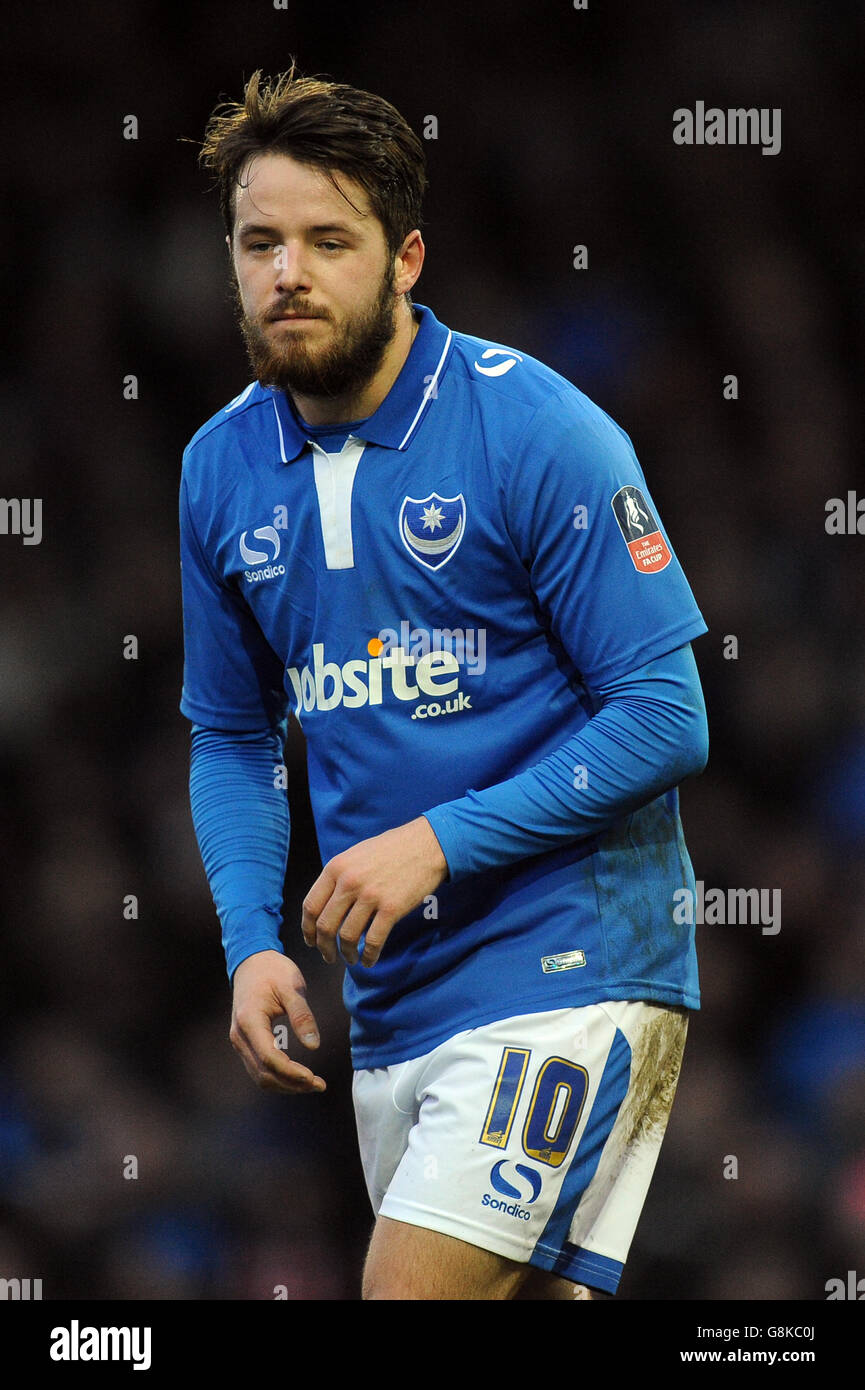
[233, 256, 399, 402]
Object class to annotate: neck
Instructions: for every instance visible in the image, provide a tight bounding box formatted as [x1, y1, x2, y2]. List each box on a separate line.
[290, 302, 419, 427]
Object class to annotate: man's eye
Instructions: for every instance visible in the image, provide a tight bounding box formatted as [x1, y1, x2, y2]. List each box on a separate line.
[318, 241, 343, 252]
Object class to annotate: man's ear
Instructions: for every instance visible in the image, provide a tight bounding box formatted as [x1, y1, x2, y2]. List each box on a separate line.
[225, 234, 232, 258]
[394, 229, 424, 296]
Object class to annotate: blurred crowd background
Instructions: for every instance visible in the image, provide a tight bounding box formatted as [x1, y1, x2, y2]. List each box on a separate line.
[0, 0, 862, 1300]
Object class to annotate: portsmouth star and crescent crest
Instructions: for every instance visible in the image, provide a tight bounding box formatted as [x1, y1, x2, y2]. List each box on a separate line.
[399, 492, 466, 570]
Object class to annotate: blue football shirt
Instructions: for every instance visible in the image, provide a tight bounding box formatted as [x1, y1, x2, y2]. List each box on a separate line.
[180, 302, 708, 1066]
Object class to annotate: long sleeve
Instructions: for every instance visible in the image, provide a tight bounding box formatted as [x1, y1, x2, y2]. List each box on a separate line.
[188, 720, 291, 981]
[423, 642, 707, 880]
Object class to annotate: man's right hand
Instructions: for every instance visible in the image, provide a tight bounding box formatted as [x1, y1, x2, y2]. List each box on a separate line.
[230, 950, 326, 1094]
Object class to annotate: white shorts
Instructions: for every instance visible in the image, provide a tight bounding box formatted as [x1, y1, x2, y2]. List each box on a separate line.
[352, 1001, 688, 1294]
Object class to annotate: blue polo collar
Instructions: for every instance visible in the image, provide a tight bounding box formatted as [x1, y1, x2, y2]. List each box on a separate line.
[264, 302, 453, 463]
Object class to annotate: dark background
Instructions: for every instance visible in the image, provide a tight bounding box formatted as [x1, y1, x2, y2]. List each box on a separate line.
[0, 0, 862, 1301]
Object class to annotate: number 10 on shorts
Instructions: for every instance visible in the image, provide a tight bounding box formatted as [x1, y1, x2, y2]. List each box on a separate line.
[479, 1046, 589, 1167]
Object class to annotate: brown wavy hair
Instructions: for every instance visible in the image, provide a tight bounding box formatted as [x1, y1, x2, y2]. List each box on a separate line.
[198, 64, 428, 261]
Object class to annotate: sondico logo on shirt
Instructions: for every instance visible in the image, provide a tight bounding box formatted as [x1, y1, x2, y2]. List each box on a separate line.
[239, 525, 285, 584]
[472, 347, 523, 377]
[286, 639, 474, 721]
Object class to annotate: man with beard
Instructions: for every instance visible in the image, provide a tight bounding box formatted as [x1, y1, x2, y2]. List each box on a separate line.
[179, 66, 709, 1301]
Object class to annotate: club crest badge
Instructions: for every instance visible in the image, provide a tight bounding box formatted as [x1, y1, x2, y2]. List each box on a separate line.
[399, 492, 466, 570]
[610, 485, 672, 574]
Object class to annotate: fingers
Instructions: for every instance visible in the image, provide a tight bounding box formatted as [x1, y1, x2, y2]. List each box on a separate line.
[302, 869, 379, 965]
[301, 869, 337, 953]
[284, 990, 321, 1050]
[325, 900, 377, 966]
[357, 914, 389, 968]
[301, 821, 447, 968]
[303, 889, 393, 967]
[230, 997, 326, 1095]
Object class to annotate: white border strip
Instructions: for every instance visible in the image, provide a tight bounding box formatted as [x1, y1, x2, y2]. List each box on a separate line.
[398, 329, 452, 450]
[271, 397, 288, 463]
[224, 381, 255, 413]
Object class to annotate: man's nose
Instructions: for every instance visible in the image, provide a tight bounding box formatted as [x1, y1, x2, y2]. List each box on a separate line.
[273, 242, 312, 293]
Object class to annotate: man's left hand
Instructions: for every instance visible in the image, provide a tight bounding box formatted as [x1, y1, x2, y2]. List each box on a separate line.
[301, 816, 448, 967]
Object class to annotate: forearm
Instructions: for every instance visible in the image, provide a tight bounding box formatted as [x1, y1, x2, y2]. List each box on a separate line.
[424, 644, 708, 880]
[188, 721, 291, 980]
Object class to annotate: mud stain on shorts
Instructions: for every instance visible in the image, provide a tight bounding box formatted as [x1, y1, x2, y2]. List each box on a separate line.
[620, 1005, 689, 1151]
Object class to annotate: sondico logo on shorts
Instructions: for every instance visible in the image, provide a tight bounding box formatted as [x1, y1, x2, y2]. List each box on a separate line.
[239, 525, 285, 584]
[482, 1160, 542, 1222]
[286, 639, 474, 721]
